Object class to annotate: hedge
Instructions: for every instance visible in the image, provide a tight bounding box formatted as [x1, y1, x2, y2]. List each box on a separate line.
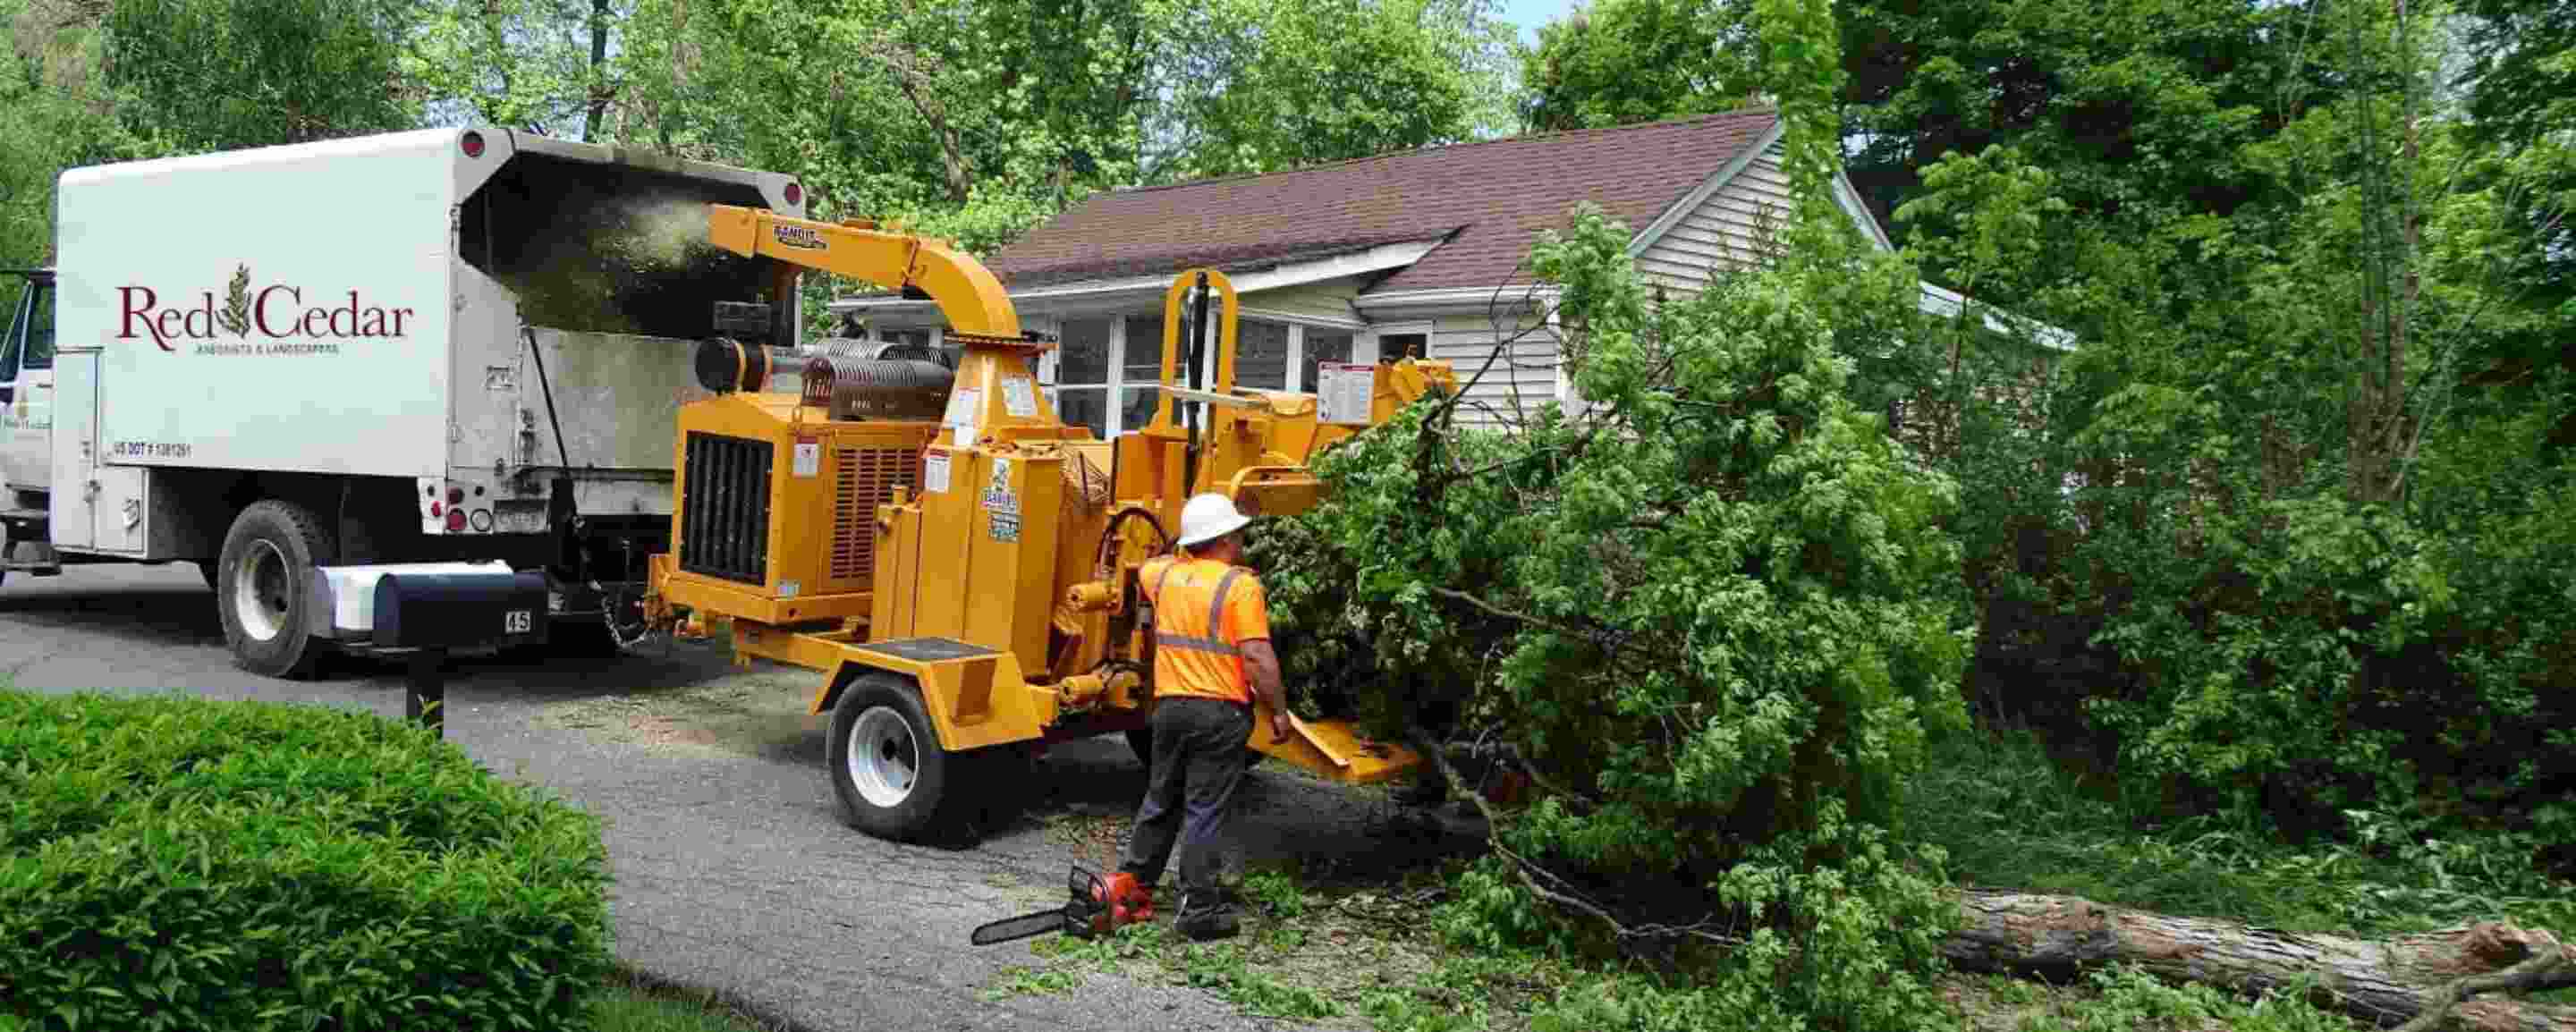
[0, 689, 614, 1032]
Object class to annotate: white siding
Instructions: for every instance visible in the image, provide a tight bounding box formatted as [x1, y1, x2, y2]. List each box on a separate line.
[1242, 276, 1366, 324]
[1427, 311, 1562, 427]
[1634, 139, 1796, 294]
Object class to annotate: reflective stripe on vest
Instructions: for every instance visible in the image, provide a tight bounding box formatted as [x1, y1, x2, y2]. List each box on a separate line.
[1153, 562, 1246, 656]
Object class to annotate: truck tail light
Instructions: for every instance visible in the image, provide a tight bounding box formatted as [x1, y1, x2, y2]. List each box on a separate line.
[429, 501, 443, 518]
[784, 182, 801, 207]
[462, 131, 486, 158]
[446, 486, 464, 505]
[446, 507, 468, 532]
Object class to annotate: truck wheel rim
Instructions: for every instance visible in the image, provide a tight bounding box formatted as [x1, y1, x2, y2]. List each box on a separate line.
[233, 541, 292, 643]
[849, 706, 918, 808]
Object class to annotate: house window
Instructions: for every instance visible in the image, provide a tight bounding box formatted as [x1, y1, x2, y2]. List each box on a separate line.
[1030, 310, 1365, 436]
[1234, 319, 1290, 391]
[1122, 314, 1165, 433]
[1379, 332, 1428, 362]
[1052, 317, 1114, 437]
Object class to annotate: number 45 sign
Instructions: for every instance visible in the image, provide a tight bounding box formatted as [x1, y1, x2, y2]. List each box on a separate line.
[504, 610, 532, 634]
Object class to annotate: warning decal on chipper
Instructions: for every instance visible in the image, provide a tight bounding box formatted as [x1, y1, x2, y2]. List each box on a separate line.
[1001, 376, 1038, 418]
[983, 456, 1021, 543]
[982, 457, 1017, 514]
[945, 386, 983, 447]
[922, 453, 951, 494]
[1317, 362, 1375, 425]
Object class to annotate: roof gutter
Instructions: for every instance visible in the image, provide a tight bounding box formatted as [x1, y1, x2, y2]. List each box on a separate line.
[1918, 282, 2077, 351]
[830, 237, 1448, 317]
[1352, 284, 1559, 316]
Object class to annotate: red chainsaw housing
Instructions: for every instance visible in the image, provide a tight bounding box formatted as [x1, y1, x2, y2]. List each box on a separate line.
[1090, 871, 1155, 935]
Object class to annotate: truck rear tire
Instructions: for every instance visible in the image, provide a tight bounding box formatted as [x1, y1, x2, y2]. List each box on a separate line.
[827, 672, 979, 842]
[216, 501, 336, 679]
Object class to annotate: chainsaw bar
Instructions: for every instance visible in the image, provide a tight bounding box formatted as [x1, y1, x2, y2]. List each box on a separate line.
[970, 907, 1075, 946]
[970, 866, 1111, 946]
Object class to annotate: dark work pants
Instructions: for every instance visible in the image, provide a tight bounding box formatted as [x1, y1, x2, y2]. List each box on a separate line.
[1121, 697, 1252, 910]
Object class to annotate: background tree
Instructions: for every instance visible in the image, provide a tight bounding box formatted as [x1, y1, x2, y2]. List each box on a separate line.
[1148, 0, 1516, 180]
[1517, 0, 1752, 131]
[105, 0, 421, 151]
[1894, 0, 2576, 849]
[0, 0, 137, 266]
[405, 0, 618, 136]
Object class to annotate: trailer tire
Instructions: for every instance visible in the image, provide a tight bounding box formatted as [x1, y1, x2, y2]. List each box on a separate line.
[827, 672, 972, 842]
[216, 501, 335, 680]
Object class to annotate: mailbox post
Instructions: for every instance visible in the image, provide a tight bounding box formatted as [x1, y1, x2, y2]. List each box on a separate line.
[405, 650, 448, 732]
[373, 570, 550, 736]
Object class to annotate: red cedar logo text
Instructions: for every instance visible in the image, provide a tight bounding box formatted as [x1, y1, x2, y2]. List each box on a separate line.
[117, 279, 414, 352]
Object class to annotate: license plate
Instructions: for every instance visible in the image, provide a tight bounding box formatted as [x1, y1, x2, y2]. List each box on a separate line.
[496, 506, 546, 534]
[504, 610, 532, 634]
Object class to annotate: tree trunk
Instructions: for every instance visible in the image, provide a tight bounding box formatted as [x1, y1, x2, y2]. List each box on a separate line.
[870, 36, 972, 204]
[1943, 892, 2576, 1030]
[658, 0, 686, 152]
[583, 0, 612, 142]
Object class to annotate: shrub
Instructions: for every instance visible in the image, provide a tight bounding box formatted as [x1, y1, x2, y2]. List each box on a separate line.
[0, 689, 613, 1032]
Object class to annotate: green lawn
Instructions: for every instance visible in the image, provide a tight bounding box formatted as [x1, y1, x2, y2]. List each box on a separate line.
[593, 978, 779, 1032]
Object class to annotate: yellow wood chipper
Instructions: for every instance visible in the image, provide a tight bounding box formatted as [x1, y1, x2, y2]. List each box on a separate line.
[636, 205, 1455, 841]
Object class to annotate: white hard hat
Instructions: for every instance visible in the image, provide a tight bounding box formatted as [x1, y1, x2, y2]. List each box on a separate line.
[1176, 493, 1252, 547]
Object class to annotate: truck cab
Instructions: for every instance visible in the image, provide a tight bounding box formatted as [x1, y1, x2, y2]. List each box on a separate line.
[0, 269, 54, 533]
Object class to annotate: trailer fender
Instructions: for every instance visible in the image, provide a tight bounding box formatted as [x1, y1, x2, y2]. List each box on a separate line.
[809, 636, 1050, 752]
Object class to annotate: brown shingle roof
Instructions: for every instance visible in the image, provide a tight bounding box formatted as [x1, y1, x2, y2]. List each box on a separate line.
[986, 107, 1782, 293]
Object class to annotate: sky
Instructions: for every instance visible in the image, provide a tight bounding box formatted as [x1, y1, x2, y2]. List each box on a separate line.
[1492, 0, 1584, 45]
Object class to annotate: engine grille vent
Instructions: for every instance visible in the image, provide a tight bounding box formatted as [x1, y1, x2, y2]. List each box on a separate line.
[832, 447, 919, 579]
[680, 432, 772, 585]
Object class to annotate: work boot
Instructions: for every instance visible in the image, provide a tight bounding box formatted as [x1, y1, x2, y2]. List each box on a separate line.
[1174, 892, 1241, 942]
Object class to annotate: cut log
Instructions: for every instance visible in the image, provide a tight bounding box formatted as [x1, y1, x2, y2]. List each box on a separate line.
[2443, 1002, 2576, 1032]
[1942, 891, 2576, 1029]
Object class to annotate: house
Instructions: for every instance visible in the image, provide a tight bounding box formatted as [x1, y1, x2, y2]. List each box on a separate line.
[833, 107, 2065, 435]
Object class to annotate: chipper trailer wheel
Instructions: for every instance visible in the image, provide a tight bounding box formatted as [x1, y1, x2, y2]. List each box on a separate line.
[827, 672, 989, 842]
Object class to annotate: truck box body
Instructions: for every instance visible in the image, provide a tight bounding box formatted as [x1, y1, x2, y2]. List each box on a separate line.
[44, 128, 800, 560]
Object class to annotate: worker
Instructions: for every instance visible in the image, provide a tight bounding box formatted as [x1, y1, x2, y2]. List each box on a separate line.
[1119, 493, 1292, 941]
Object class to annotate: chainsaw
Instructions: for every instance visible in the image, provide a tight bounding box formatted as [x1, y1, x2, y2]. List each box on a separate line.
[970, 866, 1156, 946]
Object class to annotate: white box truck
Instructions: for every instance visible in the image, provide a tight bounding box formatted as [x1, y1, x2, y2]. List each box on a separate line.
[0, 127, 809, 675]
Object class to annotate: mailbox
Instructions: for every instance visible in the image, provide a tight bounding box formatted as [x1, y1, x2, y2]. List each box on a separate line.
[373, 570, 551, 650]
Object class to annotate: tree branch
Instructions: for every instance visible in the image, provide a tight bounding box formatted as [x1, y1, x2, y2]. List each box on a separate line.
[1410, 727, 1743, 949]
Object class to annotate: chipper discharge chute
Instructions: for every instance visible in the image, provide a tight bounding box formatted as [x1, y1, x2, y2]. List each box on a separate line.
[639, 205, 1459, 842]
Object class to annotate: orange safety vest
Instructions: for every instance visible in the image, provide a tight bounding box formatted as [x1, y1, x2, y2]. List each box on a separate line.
[1140, 555, 1269, 705]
